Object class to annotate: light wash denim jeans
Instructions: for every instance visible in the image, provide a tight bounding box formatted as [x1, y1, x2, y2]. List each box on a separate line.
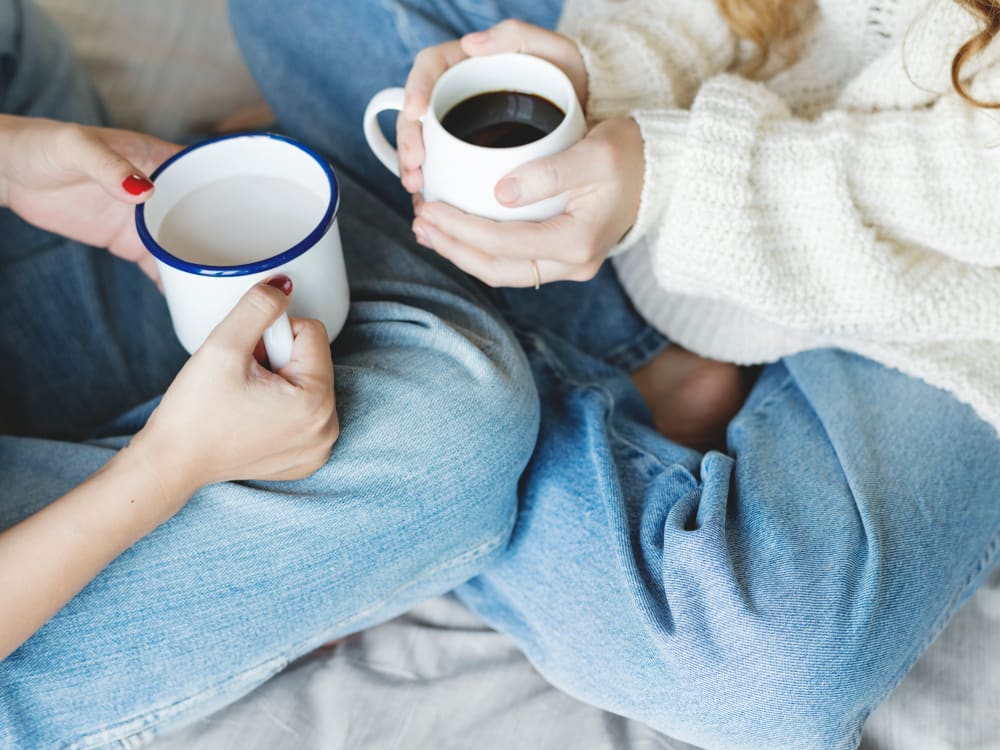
[0, 2, 539, 748]
[227, 1, 1000, 749]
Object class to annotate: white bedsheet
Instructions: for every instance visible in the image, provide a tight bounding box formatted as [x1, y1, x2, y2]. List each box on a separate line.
[152, 572, 1000, 750]
[37, 2, 1000, 747]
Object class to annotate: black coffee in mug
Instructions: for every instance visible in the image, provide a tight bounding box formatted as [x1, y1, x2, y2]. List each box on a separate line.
[441, 90, 565, 148]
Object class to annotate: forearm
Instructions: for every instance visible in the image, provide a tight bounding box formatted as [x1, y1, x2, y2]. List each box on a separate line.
[0, 435, 195, 660]
[0, 114, 17, 207]
[619, 74, 1000, 341]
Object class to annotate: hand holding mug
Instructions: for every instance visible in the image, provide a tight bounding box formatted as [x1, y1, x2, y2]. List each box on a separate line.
[0, 115, 181, 282]
[366, 21, 647, 287]
[365, 22, 588, 222]
[413, 116, 645, 287]
[133, 279, 338, 507]
[137, 133, 350, 370]
[395, 21, 588, 197]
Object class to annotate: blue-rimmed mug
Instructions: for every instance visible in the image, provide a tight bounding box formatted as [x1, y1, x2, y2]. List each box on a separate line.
[136, 133, 348, 368]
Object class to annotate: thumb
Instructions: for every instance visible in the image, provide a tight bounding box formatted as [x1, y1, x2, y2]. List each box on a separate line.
[69, 127, 155, 203]
[495, 138, 596, 206]
[206, 277, 293, 357]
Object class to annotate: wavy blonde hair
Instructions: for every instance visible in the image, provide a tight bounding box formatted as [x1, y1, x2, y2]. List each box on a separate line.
[716, 0, 1000, 107]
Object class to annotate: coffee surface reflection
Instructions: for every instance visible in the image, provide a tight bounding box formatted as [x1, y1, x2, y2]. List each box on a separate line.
[441, 90, 565, 148]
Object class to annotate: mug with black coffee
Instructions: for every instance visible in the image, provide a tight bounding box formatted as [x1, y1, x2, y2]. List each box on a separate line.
[363, 53, 586, 222]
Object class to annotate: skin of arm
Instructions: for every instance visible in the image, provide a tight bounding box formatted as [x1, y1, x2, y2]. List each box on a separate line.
[0, 433, 195, 660]
[0, 116, 339, 660]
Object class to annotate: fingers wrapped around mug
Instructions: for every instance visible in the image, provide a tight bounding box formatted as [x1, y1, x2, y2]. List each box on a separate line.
[460, 21, 587, 106]
[411, 118, 645, 287]
[394, 21, 586, 197]
[398, 40, 468, 193]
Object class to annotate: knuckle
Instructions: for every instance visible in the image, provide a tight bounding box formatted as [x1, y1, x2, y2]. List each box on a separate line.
[54, 123, 91, 156]
[572, 262, 601, 282]
[554, 30, 577, 53]
[245, 285, 283, 317]
[413, 48, 437, 68]
[308, 446, 333, 473]
[56, 122, 87, 145]
[567, 230, 597, 264]
[307, 318, 330, 341]
[541, 161, 562, 195]
[482, 270, 504, 289]
[570, 244, 593, 265]
[589, 136, 617, 172]
[198, 336, 235, 365]
[327, 417, 341, 446]
[583, 236, 603, 262]
[481, 258, 509, 289]
[314, 387, 336, 420]
[496, 18, 525, 36]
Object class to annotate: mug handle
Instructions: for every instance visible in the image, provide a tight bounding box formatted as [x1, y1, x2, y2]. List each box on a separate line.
[363, 87, 406, 177]
[263, 313, 294, 370]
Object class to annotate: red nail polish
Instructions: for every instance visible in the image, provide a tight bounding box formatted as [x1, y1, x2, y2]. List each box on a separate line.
[123, 174, 154, 195]
[265, 274, 293, 296]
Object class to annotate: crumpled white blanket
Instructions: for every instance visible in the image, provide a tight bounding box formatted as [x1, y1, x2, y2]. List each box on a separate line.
[153, 572, 1000, 750]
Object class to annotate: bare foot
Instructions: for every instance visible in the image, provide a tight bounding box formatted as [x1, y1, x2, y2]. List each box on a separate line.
[630, 346, 750, 452]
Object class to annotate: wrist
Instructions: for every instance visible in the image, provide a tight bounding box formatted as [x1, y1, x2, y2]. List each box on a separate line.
[609, 110, 687, 256]
[0, 114, 15, 207]
[122, 426, 202, 522]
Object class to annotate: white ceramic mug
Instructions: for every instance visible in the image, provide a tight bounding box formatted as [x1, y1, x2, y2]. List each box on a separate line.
[136, 133, 349, 369]
[363, 53, 586, 222]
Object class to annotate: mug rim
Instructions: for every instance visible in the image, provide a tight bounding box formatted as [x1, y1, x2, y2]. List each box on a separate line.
[427, 52, 579, 154]
[135, 132, 340, 278]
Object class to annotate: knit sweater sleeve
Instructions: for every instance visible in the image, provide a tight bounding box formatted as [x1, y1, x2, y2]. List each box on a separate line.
[558, 0, 737, 120]
[619, 73, 1000, 343]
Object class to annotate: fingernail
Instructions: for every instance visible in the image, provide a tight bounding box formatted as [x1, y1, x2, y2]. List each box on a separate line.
[265, 274, 293, 296]
[123, 174, 154, 195]
[496, 178, 520, 205]
[465, 31, 489, 44]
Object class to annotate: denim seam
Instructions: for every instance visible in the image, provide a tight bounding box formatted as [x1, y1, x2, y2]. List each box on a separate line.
[603, 326, 671, 373]
[742, 372, 797, 420]
[529, 333, 691, 474]
[848, 523, 1000, 749]
[61, 513, 516, 750]
[527, 331, 794, 474]
[511, 317, 668, 375]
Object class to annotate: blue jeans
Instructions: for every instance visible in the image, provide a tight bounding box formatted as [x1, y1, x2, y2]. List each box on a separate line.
[229, 1, 1000, 749]
[0, 2, 538, 748]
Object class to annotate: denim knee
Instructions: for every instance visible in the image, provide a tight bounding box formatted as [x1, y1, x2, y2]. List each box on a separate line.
[396, 340, 540, 561]
[295, 293, 541, 583]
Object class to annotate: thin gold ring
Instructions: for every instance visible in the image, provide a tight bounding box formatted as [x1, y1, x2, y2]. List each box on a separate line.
[530, 259, 541, 290]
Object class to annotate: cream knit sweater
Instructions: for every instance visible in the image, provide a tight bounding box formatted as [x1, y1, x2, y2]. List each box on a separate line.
[558, 0, 1000, 432]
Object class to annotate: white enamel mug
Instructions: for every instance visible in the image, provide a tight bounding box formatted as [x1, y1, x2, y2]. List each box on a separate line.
[136, 133, 349, 368]
[363, 53, 586, 222]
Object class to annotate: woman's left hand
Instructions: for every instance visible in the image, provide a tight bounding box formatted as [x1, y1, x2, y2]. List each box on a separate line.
[411, 116, 645, 287]
[0, 115, 182, 282]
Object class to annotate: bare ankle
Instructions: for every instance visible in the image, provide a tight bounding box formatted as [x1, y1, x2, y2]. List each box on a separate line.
[631, 347, 750, 452]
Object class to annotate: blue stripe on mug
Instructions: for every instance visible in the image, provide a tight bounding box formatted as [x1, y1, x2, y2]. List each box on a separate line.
[135, 132, 340, 278]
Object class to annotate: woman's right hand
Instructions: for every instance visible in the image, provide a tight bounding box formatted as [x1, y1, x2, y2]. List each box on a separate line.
[397, 20, 587, 195]
[132, 278, 338, 511]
